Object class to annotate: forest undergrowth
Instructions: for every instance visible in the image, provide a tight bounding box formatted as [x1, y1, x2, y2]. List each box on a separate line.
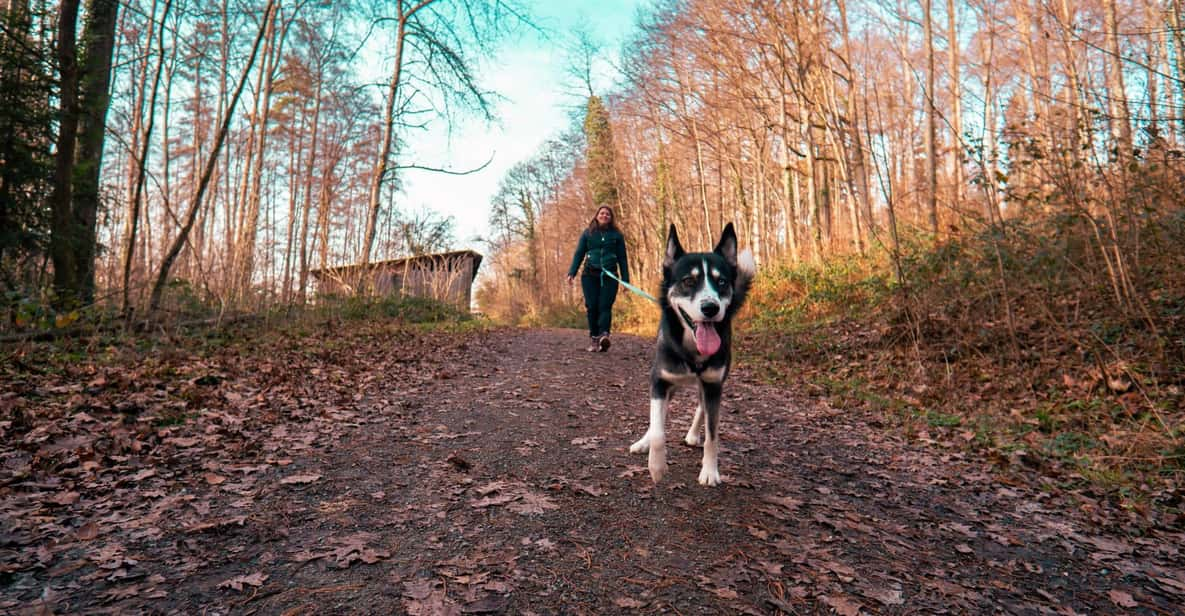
[733, 211, 1185, 520]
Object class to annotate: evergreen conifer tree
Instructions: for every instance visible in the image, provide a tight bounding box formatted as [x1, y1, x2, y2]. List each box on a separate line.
[582, 95, 618, 207]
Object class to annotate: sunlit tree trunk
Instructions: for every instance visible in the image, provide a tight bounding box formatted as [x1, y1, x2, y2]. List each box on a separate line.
[1161, 8, 1178, 144]
[1144, 1, 1161, 137]
[282, 111, 305, 303]
[233, 4, 281, 304]
[980, 5, 1002, 225]
[801, 109, 822, 263]
[1014, 1, 1049, 143]
[839, 0, 874, 241]
[946, 0, 963, 214]
[923, 0, 938, 235]
[158, 31, 178, 280]
[1103, 0, 1133, 162]
[691, 117, 712, 244]
[297, 81, 324, 302]
[1172, 1, 1185, 142]
[1054, 0, 1090, 165]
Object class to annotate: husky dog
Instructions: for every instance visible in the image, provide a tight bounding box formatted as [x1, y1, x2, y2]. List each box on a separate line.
[629, 223, 755, 486]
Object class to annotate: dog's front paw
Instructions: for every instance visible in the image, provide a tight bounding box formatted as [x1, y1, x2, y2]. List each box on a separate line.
[629, 435, 650, 454]
[697, 464, 721, 486]
[648, 447, 668, 483]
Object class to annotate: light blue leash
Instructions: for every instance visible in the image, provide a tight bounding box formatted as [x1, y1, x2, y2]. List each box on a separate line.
[601, 268, 659, 304]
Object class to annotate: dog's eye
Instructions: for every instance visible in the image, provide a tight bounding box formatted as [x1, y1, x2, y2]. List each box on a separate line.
[716, 278, 730, 291]
[680, 277, 695, 289]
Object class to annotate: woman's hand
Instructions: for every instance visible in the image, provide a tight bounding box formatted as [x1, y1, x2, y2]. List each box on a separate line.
[566, 274, 575, 285]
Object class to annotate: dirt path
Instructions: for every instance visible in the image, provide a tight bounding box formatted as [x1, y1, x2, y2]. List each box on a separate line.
[3, 326, 1184, 614]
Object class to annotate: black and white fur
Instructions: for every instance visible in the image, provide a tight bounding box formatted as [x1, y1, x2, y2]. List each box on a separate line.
[628, 223, 755, 486]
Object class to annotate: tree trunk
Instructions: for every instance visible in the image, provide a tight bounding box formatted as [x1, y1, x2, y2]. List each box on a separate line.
[1014, 1, 1048, 140]
[68, 0, 120, 303]
[839, 0, 873, 242]
[923, 0, 939, 235]
[282, 107, 306, 303]
[362, 0, 437, 270]
[120, 2, 151, 298]
[1104, 0, 1133, 162]
[802, 110, 822, 263]
[983, 29, 1001, 225]
[1055, 0, 1091, 167]
[1143, 1, 1160, 137]
[819, 30, 863, 256]
[232, 4, 279, 304]
[1160, 12, 1176, 143]
[946, 0, 963, 214]
[49, 0, 81, 307]
[297, 78, 324, 302]
[158, 33, 178, 280]
[690, 118, 712, 244]
[121, 0, 171, 314]
[1168, 1, 1184, 142]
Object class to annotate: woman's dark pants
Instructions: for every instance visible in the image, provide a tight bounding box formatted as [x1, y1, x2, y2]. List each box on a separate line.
[581, 273, 618, 338]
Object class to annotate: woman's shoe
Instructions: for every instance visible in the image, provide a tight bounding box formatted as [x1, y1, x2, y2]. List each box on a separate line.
[598, 334, 611, 352]
[586, 337, 600, 352]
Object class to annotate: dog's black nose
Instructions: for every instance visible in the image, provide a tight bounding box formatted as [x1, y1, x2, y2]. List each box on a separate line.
[700, 301, 719, 318]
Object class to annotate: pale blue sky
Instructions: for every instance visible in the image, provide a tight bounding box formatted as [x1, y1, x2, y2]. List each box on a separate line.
[396, 0, 644, 252]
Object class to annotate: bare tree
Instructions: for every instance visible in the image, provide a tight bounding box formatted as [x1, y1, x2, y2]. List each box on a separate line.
[120, 0, 172, 314]
[149, 0, 276, 313]
[360, 0, 524, 271]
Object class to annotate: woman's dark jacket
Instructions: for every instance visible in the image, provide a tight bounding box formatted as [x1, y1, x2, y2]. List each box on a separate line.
[568, 227, 630, 283]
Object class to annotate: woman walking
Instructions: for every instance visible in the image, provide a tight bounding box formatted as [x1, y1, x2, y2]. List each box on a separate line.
[566, 205, 630, 352]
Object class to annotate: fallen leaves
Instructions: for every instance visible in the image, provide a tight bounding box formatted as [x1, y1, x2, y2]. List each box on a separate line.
[279, 473, 322, 485]
[467, 481, 559, 515]
[570, 436, 603, 450]
[218, 572, 268, 592]
[291, 533, 391, 569]
[1108, 589, 1138, 608]
[182, 515, 247, 534]
[5, 325, 1185, 615]
[821, 594, 863, 616]
[74, 522, 99, 542]
[46, 491, 80, 506]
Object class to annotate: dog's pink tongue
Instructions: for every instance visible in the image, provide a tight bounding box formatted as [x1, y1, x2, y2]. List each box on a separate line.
[694, 322, 721, 356]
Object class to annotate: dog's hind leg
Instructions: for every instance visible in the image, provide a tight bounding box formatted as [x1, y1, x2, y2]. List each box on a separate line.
[684, 401, 703, 447]
[697, 381, 723, 486]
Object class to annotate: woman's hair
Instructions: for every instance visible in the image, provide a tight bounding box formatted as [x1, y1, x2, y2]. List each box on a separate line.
[585, 205, 619, 233]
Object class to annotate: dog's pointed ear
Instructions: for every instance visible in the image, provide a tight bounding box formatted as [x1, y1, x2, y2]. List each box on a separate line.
[714, 223, 738, 267]
[664, 224, 683, 268]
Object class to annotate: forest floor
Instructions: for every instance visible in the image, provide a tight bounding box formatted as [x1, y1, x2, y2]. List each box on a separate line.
[2, 321, 1185, 614]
